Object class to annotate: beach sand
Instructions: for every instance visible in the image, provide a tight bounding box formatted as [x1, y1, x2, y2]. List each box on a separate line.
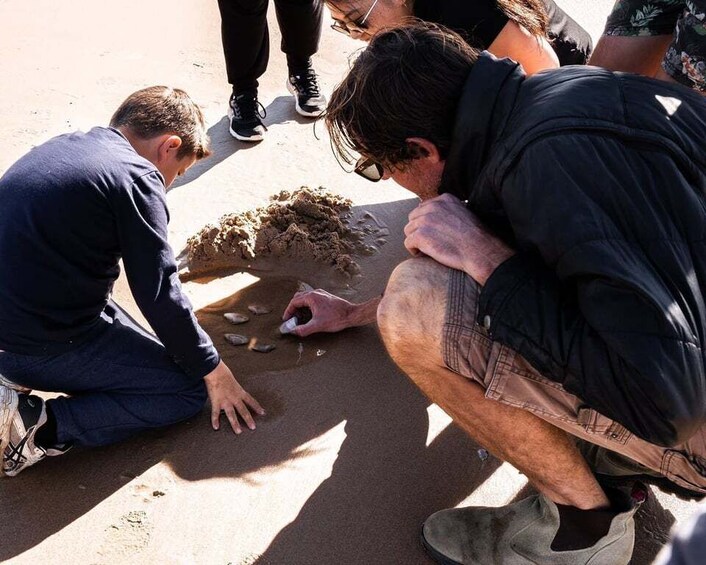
[0, 1, 698, 563]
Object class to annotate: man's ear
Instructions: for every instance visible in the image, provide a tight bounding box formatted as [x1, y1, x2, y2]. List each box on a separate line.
[157, 134, 183, 162]
[405, 137, 442, 163]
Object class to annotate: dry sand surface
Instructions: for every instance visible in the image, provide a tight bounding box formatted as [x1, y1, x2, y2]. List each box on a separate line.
[0, 1, 701, 563]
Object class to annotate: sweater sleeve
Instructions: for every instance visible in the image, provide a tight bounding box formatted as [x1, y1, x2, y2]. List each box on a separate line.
[112, 171, 220, 379]
[478, 136, 706, 447]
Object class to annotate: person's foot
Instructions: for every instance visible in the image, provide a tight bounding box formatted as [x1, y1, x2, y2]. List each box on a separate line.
[228, 90, 266, 142]
[422, 487, 644, 565]
[286, 65, 327, 118]
[1, 391, 55, 477]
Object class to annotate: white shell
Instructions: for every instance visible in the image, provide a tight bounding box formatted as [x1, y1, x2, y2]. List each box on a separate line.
[224, 312, 249, 325]
[248, 304, 271, 315]
[279, 317, 299, 335]
[224, 333, 249, 346]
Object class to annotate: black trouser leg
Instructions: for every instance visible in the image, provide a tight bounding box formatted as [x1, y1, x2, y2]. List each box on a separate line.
[217, 0, 270, 92]
[274, 0, 323, 72]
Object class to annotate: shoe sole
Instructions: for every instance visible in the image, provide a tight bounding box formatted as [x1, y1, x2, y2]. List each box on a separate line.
[0, 374, 31, 394]
[420, 531, 464, 565]
[226, 105, 264, 142]
[286, 80, 325, 118]
[0, 387, 19, 477]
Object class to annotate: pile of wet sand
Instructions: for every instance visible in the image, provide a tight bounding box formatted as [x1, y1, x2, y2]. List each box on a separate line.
[184, 187, 369, 277]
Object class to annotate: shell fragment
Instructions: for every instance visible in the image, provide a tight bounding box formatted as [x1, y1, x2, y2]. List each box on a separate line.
[279, 317, 299, 335]
[224, 333, 249, 346]
[224, 312, 249, 325]
[250, 343, 276, 353]
[248, 304, 271, 315]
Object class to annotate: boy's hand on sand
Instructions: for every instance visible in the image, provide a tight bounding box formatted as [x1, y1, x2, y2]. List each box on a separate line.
[204, 361, 265, 434]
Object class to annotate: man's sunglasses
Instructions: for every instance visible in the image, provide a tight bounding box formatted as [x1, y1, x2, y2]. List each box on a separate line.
[330, 0, 379, 37]
[354, 157, 384, 182]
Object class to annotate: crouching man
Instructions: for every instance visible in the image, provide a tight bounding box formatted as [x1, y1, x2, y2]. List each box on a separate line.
[284, 24, 706, 564]
[0, 86, 263, 476]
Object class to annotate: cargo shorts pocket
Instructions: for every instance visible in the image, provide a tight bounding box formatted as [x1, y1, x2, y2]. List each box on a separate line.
[661, 450, 706, 493]
[483, 345, 633, 447]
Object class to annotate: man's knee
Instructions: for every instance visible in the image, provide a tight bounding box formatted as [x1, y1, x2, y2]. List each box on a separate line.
[377, 257, 449, 367]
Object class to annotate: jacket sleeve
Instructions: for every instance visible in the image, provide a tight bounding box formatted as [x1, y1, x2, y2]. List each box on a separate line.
[112, 171, 220, 379]
[478, 136, 706, 447]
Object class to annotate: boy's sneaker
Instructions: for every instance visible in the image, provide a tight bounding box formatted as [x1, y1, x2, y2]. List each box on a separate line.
[287, 66, 327, 117]
[228, 91, 267, 142]
[2, 391, 49, 477]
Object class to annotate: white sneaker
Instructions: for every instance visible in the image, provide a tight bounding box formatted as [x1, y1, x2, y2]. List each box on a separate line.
[2, 391, 48, 477]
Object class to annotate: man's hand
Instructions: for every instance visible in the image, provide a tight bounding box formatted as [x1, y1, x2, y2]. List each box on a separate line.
[203, 361, 265, 434]
[404, 193, 515, 285]
[283, 289, 380, 337]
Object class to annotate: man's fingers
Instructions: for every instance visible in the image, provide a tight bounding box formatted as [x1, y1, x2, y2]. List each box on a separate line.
[291, 320, 317, 337]
[283, 294, 308, 319]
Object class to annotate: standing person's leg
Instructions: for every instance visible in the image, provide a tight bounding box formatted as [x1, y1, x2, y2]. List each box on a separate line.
[377, 258, 646, 564]
[276, 0, 327, 116]
[0, 301, 207, 475]
[217, 0, 269, 141]
[590, 0, 681, 77]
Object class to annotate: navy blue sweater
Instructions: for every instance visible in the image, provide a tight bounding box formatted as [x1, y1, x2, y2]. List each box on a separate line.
[0, 127, 219, 379]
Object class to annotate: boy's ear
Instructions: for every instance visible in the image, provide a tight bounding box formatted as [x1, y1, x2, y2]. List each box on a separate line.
[157, 134, 182, 160]
[405, 137, 441, 162]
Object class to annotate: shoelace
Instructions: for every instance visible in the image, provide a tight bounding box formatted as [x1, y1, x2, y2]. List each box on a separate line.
[291, 67, 321, 98]
[232, 94, 267, 124]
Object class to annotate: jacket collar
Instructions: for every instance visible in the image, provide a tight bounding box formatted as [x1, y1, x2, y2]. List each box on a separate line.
[439, 52, 525, 198]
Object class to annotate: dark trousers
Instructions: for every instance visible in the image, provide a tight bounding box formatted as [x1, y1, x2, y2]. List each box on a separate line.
[0, 301, 207, 447]
[217, 0, 323, 92]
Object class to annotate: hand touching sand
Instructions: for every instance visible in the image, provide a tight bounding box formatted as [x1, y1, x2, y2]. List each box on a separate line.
[204, 361, 265, 434]
[283, 289, 380, 337]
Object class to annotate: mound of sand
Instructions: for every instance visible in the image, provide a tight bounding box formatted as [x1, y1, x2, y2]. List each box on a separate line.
[184, 187, 369, 277]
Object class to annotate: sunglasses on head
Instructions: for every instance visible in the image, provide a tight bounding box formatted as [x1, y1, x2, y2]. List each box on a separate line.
[330, 0, 379, 37]
[354, 157, 384, 182]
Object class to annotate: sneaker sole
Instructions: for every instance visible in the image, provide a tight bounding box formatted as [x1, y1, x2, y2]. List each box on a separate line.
[227, 105, 264, 142]
[286, 80, 325, 118]
[0, 387, 19, 477]
[420, 531, 463, 565]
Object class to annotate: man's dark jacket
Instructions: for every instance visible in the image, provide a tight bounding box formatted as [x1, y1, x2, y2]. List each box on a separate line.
[440, 53, 706, 448]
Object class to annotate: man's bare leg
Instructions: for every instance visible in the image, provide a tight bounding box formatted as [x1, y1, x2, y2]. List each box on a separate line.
[590, 35, 672, 78]
[377, 257, 609, 510]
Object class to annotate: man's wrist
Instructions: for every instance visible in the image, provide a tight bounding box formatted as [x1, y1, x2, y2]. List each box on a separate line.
[347, 296, 382, 327]
[468, 247, 515, 286]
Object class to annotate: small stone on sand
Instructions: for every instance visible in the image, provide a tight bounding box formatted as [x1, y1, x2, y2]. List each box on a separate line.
[250, 343, 276, 353]
[224, 312, 249, 325]
[248, 304, 271, 315]
[224, 333, 249, 346]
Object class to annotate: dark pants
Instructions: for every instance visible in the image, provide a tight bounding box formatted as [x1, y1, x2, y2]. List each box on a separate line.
[0, 302, 207, 447]
[217, 0, 323, 92]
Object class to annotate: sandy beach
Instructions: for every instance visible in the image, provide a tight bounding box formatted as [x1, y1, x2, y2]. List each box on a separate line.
[0, 1, 701, 563]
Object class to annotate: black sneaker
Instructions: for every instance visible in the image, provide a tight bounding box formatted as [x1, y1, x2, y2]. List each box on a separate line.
[287, 66, 327, 117]
[228, 91, 267, 142]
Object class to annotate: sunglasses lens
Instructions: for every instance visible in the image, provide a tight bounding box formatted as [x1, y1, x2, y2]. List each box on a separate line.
[355, 159, 383, 182]
[330, 21, 350, 35]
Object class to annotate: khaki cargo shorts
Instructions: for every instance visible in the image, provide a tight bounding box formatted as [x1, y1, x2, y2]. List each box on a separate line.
[442, 269, 706, 496]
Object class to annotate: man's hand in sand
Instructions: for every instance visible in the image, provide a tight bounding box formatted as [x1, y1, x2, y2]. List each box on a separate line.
[283, 289, 380, 337]
[404, 194, 514, 285]
[204, 361, 265, 434]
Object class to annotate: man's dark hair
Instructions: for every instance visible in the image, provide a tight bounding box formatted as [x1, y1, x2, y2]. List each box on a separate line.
[110, 86, 211, 160]
[325, 23, 478, 170]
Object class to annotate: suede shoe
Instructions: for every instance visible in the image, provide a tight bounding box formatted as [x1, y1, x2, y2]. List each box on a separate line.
[422, 488, 643, 565]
